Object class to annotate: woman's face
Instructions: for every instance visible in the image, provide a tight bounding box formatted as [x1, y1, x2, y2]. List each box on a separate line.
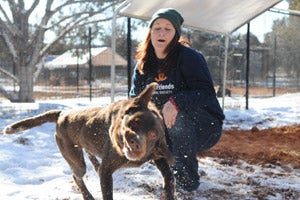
[150, 18, 176, 58]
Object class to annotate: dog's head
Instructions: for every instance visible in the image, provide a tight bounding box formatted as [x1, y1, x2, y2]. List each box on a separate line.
[110, 83, 173, 164]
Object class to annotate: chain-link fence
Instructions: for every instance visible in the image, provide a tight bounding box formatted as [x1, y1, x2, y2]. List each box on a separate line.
[1, 10, 299, 103]
[0, 47, 130, 102]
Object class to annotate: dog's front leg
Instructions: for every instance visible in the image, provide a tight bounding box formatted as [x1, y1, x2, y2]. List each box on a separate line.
[99, 163, 114, 200]
[154, 158, 175, 200]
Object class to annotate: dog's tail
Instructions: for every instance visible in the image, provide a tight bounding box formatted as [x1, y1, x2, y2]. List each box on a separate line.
[2, 110, 61, 135]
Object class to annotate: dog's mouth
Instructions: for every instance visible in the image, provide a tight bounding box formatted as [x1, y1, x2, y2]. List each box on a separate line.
[122, 135, 147, 161]
[122, 144, 143, 161]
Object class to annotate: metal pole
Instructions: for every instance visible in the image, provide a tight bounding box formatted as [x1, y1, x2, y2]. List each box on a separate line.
[222, 35, 229, 110]
[76, 49, 79, 95]
[127, 17, 132, 96]
[245, 23, 250, 110]
[272, 36, 277, 97]
[269, 8, 300, 17]
[88, 27, 92, 101]
[111, 0, 131, 103]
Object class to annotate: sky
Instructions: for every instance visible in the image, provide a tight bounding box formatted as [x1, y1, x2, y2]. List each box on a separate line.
[0, 92, 299, 199]
[234, 0, 289, 42]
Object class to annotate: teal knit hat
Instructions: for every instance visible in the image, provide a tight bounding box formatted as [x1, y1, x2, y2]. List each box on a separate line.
[149, 8, 184, 36]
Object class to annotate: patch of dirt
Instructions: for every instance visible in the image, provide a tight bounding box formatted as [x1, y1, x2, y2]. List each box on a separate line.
[227, 86, 299, 96]
[201, 125, 300, 169]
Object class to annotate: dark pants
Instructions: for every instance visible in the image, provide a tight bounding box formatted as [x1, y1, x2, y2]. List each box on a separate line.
[166, 109, 222, 191]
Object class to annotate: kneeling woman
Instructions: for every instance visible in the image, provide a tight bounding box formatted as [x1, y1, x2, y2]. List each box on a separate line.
[130, 8, 225, 192]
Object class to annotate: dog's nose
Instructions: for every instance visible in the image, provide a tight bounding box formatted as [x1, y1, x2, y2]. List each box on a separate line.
[129, 138, 140, 150]
[125, 133, 140, 150]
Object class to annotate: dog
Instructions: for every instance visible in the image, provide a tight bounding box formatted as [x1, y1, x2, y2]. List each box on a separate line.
[2, 82, 175, 200]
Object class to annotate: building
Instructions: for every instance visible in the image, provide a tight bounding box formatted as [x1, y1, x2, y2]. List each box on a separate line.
[40, 47, 127, 85]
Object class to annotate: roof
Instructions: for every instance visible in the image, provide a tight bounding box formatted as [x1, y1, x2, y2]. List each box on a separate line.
[45, 47, 127, 69]
[120, 0, 282, 35]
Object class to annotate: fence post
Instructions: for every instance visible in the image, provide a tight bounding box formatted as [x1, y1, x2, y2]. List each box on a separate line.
[88, 27, 92, 101]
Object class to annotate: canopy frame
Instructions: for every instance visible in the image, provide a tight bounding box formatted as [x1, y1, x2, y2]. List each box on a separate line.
[111, 0, 283, 109]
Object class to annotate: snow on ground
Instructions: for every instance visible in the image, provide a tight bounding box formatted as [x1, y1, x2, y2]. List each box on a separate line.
[0, 93, 299, 200]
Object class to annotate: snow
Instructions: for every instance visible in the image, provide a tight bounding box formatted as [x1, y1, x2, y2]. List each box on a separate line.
[0, 93, 299, 200]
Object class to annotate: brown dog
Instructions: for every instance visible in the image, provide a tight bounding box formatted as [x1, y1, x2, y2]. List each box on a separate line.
[3, 83, 175, 200]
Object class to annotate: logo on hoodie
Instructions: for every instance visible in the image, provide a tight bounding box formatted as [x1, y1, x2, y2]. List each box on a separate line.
[154, 83, 175, 95]
[155, 73, 167, 82]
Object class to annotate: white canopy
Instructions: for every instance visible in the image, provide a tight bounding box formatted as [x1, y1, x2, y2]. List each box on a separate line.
[120, 0, 282, 35]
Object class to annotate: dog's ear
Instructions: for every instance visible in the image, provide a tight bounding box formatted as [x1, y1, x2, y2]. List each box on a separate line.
[121, 114, 129, 130]
[109, 115, 129, 156]
[134, 82, 158, 107]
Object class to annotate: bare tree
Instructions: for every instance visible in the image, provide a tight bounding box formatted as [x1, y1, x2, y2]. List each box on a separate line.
[266, 0, 300, 88]
[0, 0, 119, 102]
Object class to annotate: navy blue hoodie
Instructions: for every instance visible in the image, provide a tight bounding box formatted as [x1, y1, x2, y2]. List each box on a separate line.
[130, 45, 225, 122]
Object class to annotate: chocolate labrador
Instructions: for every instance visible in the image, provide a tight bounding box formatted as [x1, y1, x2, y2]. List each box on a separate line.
[3, 82, 175, 200]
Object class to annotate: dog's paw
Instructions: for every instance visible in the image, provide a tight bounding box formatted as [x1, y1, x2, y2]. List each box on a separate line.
[2, 125, 22, 134]
[3, 126, 13, 134]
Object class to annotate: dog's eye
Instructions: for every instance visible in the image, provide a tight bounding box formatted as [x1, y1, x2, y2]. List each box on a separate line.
[128, 119, 140, 130]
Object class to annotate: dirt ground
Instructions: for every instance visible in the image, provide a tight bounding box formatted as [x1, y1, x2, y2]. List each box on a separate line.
[201, 125, 300, 169]
[173, 125, 300, 200]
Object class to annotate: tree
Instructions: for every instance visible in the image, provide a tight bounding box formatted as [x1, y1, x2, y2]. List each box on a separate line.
[101, 18, 140, 60]
[266, 0, 300, 87]
[0, 0, 120, 102]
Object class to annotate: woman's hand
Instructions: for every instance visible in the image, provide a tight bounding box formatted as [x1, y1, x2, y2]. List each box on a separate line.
[162, 101, 178, 128]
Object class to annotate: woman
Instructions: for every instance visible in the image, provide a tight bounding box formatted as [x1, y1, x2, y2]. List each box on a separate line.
[130, 8, 225, 192]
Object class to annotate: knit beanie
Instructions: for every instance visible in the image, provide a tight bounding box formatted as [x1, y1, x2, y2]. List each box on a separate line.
[149, 8, 184, 36]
